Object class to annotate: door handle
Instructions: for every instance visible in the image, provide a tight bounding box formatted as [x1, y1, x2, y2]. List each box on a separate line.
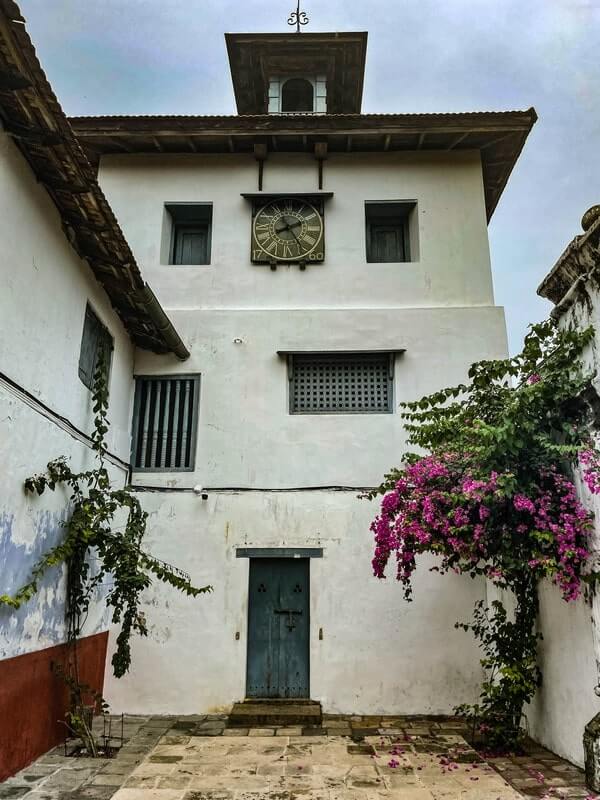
[274, 608, 303, 631]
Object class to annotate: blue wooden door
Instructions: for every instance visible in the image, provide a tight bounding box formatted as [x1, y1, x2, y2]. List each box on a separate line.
[246, 558, 310, 698]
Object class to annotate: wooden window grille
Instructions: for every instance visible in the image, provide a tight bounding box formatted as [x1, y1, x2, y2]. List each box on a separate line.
[131, 375, 200, 471]
[289, 353, 394, 414]
[78, 304, 113, 391]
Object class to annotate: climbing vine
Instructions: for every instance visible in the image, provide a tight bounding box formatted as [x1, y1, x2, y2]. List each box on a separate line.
[1, 357, 211, 710]
[367, 320, 600, 749]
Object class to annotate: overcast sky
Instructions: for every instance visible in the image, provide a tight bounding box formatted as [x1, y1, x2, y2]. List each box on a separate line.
[17, 0, 600, 353]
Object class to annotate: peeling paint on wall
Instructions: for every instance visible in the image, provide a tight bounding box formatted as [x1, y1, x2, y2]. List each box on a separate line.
[0, 508, 69, 658]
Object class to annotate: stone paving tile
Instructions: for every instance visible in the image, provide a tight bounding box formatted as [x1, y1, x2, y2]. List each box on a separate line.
[2, 714, 593, 799]
[79, 727, 521, 799]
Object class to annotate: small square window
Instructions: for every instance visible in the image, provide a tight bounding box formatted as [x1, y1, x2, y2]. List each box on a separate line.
[131, 375, 200, 471]
[166, 204, 212, 265]
[365, 202, 416, 263]
[78, 304, 113, 391]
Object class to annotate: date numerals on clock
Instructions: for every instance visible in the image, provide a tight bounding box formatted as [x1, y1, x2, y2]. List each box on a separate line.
[251, 198, 324, 264]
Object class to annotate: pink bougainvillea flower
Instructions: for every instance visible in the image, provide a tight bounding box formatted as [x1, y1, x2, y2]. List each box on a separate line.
[371, 451, 595, 603]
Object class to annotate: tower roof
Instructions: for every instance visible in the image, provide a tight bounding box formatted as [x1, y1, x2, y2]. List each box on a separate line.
[225, 32, 368, 115]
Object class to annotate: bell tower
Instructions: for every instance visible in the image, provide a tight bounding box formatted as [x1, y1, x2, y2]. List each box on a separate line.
[225, 30, 367, 116]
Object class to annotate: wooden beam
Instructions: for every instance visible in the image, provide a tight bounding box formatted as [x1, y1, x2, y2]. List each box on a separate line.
[73, 121, 532, 148]
[484, 158, 512, 167]
[0, 66, 31, 90]
[253, 142, 268, 161]
[253, 143, 267, 191]
[105, 136, 132, 153]
[63, 215, 110, 234]
[38, 175, 90, 193]
[480, 133, 513, 150]
[314, 141, 328, 160]
[314, 142, 328, 191]
[447, 132, 469, 150]
[5, 120, 62, 146]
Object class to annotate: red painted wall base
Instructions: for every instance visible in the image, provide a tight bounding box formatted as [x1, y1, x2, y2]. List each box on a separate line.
[0, 631, 108, 781]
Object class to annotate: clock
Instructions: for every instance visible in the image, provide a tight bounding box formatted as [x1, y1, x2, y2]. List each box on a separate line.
[251, 197, 325, 264]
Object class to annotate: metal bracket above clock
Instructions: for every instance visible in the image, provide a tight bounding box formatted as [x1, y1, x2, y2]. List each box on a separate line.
[242, 192, 333, 208]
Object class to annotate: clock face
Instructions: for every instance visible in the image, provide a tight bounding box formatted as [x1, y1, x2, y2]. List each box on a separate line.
[251, 198, 324, 263]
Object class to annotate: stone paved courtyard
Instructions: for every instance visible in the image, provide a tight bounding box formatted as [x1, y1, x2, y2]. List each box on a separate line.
[0, 716, 590, 800]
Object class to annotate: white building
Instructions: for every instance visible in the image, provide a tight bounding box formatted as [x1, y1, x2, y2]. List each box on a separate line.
[0, 2, 187, 778]
[68, 31, 537, 720]
[533, 204, 600, 768]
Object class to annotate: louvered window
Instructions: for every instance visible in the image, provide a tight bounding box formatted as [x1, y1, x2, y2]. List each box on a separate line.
[131, 375, 200, 471]
[78, 304, 113, 391]
[289, 353, 394, 414]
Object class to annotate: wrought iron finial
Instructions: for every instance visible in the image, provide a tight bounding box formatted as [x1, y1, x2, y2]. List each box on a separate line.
[288, 0, 309, 32]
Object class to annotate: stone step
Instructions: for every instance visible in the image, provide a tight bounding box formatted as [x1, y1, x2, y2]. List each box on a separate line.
[229, 700, 322, 728]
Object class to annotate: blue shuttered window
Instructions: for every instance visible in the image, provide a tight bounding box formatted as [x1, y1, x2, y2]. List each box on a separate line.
[166, 204, 212, 265]
[365, 201, 415, 263]
[78, 304, 113, 390]
[131, 375, 200, 471]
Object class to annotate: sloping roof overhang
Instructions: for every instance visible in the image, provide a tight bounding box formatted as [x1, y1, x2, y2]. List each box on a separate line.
[538, 207, 600, 306]
[69, 109, 537, 221]
[0, 0, 189, 359]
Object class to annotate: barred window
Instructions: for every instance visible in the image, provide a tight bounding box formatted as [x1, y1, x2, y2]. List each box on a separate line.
[288, 353, 394, 414]
[131, 375, 200, 471]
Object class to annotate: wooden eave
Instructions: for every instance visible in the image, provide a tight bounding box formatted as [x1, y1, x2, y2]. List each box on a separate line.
[0, 0, 188, 359]
[69, 110, 537, 221]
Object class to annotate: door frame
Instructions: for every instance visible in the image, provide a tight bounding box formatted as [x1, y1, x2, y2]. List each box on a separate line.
[239, 548, 322, 699]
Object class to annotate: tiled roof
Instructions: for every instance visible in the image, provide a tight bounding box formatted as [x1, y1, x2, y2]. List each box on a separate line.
[538, 207, 600, 306]
[0, 0, 189, 359]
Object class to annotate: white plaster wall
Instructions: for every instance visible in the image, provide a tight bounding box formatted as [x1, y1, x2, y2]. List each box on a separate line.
[103, 305, 508, 713]
[0, 130, 135, 659]
[97, 150, 494, 311]
[527, 583, 599, 766]
[104, 489, 486, 715]
[0, 130, 134, 459]
[96, 145, 508, 714]
[132, 306, 508, 488]
[524, 284, 600, 765]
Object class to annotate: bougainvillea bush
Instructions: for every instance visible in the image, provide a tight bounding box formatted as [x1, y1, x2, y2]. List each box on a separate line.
[368, 320, 600, 749]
